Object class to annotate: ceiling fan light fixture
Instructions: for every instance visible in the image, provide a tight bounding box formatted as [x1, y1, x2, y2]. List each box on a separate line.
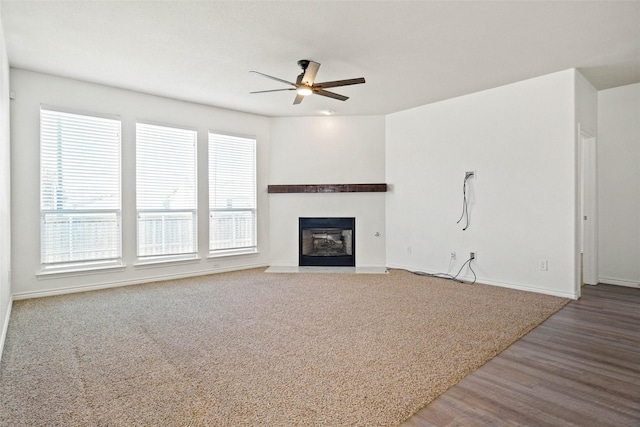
[296, 86, 313, 96]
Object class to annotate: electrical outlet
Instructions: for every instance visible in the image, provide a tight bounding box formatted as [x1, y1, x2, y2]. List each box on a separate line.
[470, 252, 476, 261]
[450, 251, 456, 260]
[407, 246, 412, 254]
[539, 260, 548, 271]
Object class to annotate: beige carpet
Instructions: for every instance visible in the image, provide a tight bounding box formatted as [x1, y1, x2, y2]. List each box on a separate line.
[0, 268, 569, 426]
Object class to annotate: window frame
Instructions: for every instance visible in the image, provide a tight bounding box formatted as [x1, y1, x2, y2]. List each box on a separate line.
[39, 105, 123, 274]
[135, 121, 199, 263]
[208, 131, 258, 257]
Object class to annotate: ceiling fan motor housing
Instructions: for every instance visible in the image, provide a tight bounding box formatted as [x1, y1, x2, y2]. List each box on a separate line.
[297, 59, 311, 71]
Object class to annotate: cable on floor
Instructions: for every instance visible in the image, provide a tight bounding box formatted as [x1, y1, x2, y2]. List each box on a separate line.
[391, 255, 476, 285]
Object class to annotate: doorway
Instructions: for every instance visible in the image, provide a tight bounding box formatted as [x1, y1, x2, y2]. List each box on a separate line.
[580, 127, 598, 286]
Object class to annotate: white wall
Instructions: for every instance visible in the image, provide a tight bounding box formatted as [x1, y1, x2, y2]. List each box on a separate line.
[6, 66, 603, 304]
[268, 116, 386, 267]
[10, 69, 271, 298]
[386, 69, 579, 298]
[597, 83, 640, 287]
[575, 71, 598, 131]
[0, 9, 12, 359]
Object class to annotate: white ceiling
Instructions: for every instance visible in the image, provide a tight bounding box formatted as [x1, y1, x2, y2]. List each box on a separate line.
[1, 1, 639, 117]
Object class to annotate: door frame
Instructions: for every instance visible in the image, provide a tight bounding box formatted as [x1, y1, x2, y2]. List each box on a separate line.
[579, 126, 598, 286]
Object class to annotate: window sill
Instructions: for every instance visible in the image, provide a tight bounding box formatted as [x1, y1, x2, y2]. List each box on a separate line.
[208, 248, 259, 259]
[134, 254, 201, 268]
[38, 261, 126, 279]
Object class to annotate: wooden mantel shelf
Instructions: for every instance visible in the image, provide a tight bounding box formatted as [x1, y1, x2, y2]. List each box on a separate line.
[268, 183, 387, 194]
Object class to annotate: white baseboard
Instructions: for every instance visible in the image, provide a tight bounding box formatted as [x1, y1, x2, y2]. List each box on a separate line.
[599, 276, 640, 288]
[386, 263, 578, 299]
[12, 263, 268, 300]
[478, 277, 578, 299]
[0, 295, 13, 366]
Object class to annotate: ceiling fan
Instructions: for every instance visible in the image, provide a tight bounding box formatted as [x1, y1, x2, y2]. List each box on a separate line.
[250, 60, 365, 105]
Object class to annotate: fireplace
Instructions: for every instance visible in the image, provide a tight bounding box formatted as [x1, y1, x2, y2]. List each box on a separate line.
[299, 217, 355, 267]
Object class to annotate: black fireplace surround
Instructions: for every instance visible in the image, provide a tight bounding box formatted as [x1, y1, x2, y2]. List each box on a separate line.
[299, 217, 355, 267]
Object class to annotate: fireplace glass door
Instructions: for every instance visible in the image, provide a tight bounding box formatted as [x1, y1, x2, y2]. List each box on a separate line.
[299, 217, 355, 267]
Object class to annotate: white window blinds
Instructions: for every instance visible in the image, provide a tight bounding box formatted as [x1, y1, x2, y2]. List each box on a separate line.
[136, 123, 197, 258]
[209, 133, 257, 253]
[40, 108, 122, 267]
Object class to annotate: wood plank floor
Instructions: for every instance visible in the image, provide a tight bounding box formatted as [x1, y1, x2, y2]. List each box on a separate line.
[402, 284, 640, 426]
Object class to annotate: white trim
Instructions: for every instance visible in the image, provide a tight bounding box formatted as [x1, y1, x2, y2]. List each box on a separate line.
[134, 255, 200, 268]
[13, 263, 268, 300]
[37, 263, 126, 279]
[208, 248, 259, 258]
[0, 295, 13, 366]
[386, 263, 579, 299]
[479, 277, 579, 300]
[599, 277, 640, 288]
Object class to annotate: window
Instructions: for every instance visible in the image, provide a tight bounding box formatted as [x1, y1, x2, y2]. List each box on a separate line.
[209, 133, 257, 254]
[40, 108, 121, 270]
[136, 123, 197, 260]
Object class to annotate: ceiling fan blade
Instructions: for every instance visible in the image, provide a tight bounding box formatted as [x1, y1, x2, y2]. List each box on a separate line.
[249, 71, 296, 87]
[293, 93, 305, 105]
[315, 77, 366, 89]
[314, 89, 349, 101]
[250, 88, 296, 94]
[300, 61, 320, 86]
